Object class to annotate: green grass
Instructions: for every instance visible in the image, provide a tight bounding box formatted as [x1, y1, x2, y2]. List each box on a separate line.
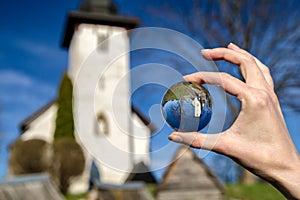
[65, 192, 87, 200]
[147, 184, 157, 197]
[225, 182, 285, 200]
[65, 186, 156, 200]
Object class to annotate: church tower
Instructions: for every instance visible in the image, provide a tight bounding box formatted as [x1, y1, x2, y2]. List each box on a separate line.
[61, 0, 149, 187]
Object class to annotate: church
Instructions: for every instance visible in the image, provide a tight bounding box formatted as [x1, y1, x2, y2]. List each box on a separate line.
[18, 0, 156, 193]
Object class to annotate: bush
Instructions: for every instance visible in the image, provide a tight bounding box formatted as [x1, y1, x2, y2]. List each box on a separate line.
[9, 139, 52, 175]
[52, 138, 85, 194]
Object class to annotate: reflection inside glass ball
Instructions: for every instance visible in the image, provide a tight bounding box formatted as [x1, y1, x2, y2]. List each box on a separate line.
[162, 81, 212, 132]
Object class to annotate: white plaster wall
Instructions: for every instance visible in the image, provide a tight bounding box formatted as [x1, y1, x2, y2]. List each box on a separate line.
[132, 113, 151, 165]
[21, 105, 57, 143]
[69, 24, 133, 184]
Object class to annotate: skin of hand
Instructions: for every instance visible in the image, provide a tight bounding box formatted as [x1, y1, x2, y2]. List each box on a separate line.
[168, 43, 300, 199]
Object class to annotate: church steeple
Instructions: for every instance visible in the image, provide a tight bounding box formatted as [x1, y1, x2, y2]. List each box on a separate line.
[61, 0, 139, 48]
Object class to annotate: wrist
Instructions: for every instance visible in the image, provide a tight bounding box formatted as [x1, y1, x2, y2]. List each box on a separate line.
[270, 155, 300, 199]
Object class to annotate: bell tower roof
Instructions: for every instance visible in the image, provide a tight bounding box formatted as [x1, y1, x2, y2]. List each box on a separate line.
[79, 0, 118, 15]
[61, 0, 139, 48]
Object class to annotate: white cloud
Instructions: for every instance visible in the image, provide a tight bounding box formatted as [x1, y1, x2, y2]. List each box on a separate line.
[11, 38, 66, 68]
[0, 70, 57, 134]
[0, 70, 33, 87]
[0, 69, 56, 98]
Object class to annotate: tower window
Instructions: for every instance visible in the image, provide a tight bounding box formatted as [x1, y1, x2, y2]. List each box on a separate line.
[95, 112, 109, 136]
[96, 31, 109, 52]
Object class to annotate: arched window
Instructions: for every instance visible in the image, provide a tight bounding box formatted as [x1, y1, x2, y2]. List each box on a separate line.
[95, 112, 109, 136]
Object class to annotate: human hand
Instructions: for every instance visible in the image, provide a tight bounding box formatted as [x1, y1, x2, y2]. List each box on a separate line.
[168, 43, 300, 198]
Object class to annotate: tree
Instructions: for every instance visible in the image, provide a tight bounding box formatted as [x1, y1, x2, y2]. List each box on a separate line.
[167, 0, 300, 112]
[165, 0, 300, 183]
[130, 0, 300, 183]
[52, 72, 85, 194]
[54, 72, 75, 139]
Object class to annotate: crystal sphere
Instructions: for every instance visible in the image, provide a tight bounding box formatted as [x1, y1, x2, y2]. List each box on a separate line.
[162, 81, 212, 132]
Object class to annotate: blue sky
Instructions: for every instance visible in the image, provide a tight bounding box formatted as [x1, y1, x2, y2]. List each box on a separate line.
[0, 0, 78, 177]
[0, 0, 300, 182]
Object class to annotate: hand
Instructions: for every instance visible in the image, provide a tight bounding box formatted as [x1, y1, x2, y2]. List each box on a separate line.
[168, 43, 300, 198]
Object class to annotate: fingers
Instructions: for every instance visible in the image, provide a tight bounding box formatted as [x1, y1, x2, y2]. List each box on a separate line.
[201, 46, 269, 89]
[227, 43, 274, 89]
[252, 57, 274, 89]
[184, 72, 247, 101]
[168, 132, 224, 154]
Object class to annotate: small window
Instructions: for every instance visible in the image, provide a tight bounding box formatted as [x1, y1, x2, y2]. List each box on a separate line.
[95, 112, 109, 136]
[96, 31, 109, 52]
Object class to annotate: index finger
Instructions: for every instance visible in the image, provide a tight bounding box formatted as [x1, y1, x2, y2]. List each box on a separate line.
[183, 72, 247, 101]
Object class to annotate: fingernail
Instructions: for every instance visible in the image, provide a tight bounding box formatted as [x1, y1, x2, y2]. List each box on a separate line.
[182, 74, 189, 80]
[201, 49, 211, 53]
[168, 133, 183, 143]
[201, 49, 211, 57]
[229, 42, 239, 48]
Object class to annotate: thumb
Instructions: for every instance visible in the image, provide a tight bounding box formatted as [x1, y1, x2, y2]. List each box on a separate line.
[168, 132, 223, 152]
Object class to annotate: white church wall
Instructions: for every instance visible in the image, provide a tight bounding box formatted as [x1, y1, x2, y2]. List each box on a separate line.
[69, 23, 135, 184]
[132, 113, 151, 165]
[21, 105, 57, 143]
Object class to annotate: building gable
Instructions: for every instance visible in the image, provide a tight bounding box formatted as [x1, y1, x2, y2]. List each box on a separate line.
[157, 146, 224, 200]
[20, 100, 56, 133]
[126, 161, 157, 184]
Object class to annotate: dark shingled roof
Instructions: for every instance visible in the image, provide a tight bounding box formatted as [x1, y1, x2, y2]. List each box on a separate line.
[93, 181, 154, 200]
[131, 105, 157, 133]
[126, 161, 157, 184]
[0, 173, 64, 200]
[61, 0, 139, 48]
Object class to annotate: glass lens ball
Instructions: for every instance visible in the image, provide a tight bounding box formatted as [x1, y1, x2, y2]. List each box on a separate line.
[162, 81, 212, 132]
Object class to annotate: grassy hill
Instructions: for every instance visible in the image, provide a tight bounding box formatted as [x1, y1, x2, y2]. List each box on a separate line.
[225, 182, 285, 200]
